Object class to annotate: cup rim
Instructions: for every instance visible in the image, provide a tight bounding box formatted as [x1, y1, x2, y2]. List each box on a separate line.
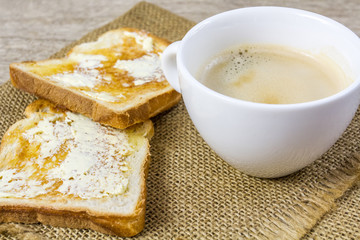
[177, 6, 360, 110]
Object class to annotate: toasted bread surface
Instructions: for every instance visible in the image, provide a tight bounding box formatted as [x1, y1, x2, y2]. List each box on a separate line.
[10, 28, 181, 129]
[0, 99, 153, 237]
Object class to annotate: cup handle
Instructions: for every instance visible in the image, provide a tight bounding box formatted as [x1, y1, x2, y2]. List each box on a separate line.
[161, 41, 181, 93]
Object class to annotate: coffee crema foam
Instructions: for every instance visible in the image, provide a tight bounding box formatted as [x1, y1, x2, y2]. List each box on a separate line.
[197, 44, 352, 104]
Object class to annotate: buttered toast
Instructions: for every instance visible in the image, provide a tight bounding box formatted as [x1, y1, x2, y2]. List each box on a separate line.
[0, 99, 153, 237]
[10, 28, 181, 129]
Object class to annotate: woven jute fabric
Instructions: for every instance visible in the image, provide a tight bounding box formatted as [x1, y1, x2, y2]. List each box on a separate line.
[0, 2, 359, 239]
[304, 184, 360, 239]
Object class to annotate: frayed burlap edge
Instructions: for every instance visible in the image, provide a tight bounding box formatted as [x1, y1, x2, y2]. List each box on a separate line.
[276, 155, 360, 239]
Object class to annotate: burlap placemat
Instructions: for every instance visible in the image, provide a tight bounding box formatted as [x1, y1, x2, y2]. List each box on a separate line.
[1, 2, 360, 239]
[304, 184, 360, 239]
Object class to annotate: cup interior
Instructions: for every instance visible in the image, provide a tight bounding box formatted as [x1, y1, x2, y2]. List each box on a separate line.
[179, 7, 360, 90]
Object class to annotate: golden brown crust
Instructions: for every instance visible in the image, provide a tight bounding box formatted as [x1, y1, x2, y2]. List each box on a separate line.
[0, 100, 153, 237]
[0, 191, 146, 237]
[67, 27, 172, 56]
[10, 64, 180, 129]
[9, 28, 181, 129]
[0, 150, 149, 237]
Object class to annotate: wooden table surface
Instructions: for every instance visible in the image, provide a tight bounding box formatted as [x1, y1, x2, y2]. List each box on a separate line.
[1, 0, 360, 85]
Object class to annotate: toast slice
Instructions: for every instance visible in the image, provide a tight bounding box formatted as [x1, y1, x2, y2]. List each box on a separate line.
[0, 99, 154, 237]
[10, 28, 181, 129]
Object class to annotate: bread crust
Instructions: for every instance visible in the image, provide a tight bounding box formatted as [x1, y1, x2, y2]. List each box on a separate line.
[67, 27, 173, 57]
[9, 28, 181, 129]
[0, 100, 153, 237]
[0, 155, 150, 237]
[10, 65, 180, 129]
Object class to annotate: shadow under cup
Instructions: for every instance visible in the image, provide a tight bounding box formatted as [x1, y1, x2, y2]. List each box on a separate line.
[174, 7, 360, 178]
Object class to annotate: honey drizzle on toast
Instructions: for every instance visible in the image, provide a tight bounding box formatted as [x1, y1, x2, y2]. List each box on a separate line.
[26, 30, 169, 103]
[0, 109, 135, 200]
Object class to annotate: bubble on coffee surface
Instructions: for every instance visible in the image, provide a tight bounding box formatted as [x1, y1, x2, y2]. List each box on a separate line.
[224, 48, 269, 85]
[197, 44, 352, 104]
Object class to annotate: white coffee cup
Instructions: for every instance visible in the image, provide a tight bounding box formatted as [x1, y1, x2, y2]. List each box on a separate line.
[161, 7, 360, 178]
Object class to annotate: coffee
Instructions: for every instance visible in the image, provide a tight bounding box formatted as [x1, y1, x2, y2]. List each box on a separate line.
[197, 44, 352, 104]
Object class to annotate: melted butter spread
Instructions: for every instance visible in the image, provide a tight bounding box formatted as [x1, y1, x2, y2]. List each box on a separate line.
[0, 111, 133, 199]
[27, 30, 169, 103]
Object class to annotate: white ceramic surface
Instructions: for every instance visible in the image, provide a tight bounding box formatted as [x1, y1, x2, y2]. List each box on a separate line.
[161, 7, 360, 178]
